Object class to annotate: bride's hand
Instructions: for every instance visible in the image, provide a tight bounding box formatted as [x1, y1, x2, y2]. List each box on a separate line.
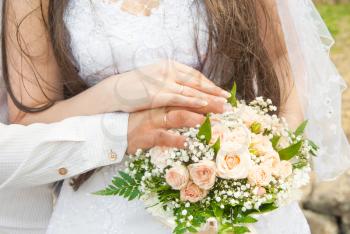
[110, 60, 231, 113]
[127, 108, 206, 154]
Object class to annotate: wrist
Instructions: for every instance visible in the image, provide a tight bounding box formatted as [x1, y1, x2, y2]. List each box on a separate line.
[103, 75, 123, 113]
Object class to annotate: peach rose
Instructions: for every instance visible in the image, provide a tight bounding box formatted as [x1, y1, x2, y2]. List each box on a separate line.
[274, 161, 293, 179]
[247, 165, 272, 186]
[216, 145, 253, 179]
[165, 165, 189, 190]
[188, 160, 217, 190]
[180, 181, 208, 203]
[250, 134, 274, 156]
[150, 146, 170, 170]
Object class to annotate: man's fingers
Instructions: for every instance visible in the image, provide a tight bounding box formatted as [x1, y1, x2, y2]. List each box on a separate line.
[165, 110, 205, 129]
[151, 130, 186, 148]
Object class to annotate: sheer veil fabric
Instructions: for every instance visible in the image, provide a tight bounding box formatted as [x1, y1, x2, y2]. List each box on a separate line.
[277, 0, 350, 181]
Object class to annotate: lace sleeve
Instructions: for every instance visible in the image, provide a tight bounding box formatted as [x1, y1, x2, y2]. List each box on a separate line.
[276, 0, 350, 180]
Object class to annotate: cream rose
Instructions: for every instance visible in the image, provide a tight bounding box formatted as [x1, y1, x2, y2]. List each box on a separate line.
[210, 124, 230, 145]
[180, 181, 208, 203]
[250, 134, 274, 156]
[150, 146, 170, 170]
[165, 165, 189, 190]
[188, 160, 217, 190]
[240, 106, 260, 127]
[260, 150, 280, 174]
[216, 145, 253, 179]
[274, 161, 293, 179]
[247, 165, 273, 186]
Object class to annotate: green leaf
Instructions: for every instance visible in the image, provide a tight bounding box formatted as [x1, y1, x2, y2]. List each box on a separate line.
[94, 170, 141, 200]
[233, 226, 250, 234]
[236, 215, 258, 224]
[112, 177, 127, 188]
[293, 161, 308, 169]
[257, 203, 278, 213]
[212, 138, 221, 156]
[197, 115, 212, 144]
[118, 171, 134, 184]
[212, 204, 224, 219]
[93, 185, 120, 196]
[308, 140, 319, 156]
[228, 82, 238, 107]
[129, 188, 140, 200]
[295, 120, 308, 136]
[271, 135, 281, 150]
[187, 226, 198, 233]
[278, 141, 303, 160]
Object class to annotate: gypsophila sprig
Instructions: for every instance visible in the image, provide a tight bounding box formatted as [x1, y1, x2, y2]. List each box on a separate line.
[95, 85, 317, 234]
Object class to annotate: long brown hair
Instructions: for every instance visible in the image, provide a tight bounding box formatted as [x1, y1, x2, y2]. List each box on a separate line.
[1, 0, 288, 190]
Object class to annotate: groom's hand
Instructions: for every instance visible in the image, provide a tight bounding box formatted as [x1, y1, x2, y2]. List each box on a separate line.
[127, 108, 206, 154]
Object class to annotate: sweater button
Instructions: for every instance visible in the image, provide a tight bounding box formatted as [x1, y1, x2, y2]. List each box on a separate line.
[58, 167, 68, 176]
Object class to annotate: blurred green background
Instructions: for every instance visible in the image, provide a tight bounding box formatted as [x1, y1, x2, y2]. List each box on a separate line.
[301, 2, 350, 234]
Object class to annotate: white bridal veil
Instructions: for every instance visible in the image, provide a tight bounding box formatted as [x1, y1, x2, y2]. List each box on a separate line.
[277, 0, 350, 180]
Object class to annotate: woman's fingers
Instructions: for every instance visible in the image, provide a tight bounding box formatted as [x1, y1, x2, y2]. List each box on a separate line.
[166, 99, 229, 114]
[170, 83, 228, 104]
[155, 93, 209, 109]
[172, 62, 230, 98]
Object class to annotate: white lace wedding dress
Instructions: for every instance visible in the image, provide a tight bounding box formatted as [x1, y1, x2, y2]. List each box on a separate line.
[47, 0, 347, 233]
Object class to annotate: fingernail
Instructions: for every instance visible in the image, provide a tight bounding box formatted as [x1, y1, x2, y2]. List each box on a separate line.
[221, 90, 231, 98]
[215, 97, 228, 103]
[224, 103, 233, 112]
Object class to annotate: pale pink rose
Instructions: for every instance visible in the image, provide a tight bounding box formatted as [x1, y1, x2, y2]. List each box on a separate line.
[180, 181, 208, 203]
[216, 145, 253, 179]
[248, 165, 272, 186]
[165, 165, 189, 190]
[149, 146, 170, 170]
[253, 187, 267, 196]
[250, 134, 274, 156]
[274, 161, 293, 179]
[188, 160, 217, 190]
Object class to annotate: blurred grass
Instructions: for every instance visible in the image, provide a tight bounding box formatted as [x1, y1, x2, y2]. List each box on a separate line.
[317, 3, 350, 139]
[317, 4, 350, 37]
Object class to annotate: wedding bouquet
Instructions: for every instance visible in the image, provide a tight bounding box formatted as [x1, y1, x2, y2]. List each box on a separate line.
[96, 84, 318, 234]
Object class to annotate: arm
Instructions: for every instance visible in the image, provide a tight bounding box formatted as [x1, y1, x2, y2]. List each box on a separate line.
[5, 0, 228, 125]
[258, 0, 304, 130]
[0, 113, 128, 189]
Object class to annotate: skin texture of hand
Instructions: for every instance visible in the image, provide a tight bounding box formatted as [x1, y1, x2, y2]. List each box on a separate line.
[111, 60, 231, 113]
